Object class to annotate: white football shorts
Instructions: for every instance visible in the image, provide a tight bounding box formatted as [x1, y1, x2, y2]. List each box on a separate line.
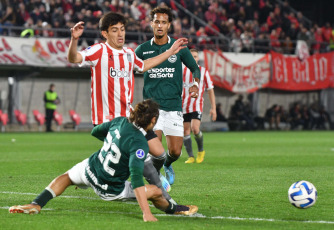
[154, 110, 184, 137]
[67, 158, 135, 201]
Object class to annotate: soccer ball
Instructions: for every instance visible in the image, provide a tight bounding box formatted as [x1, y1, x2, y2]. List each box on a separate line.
[288, 180, 317, 208]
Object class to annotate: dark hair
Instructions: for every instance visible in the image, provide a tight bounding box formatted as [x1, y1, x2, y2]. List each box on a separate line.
[129, 99, 159, 129]
[99, 12, 127, 32]
[150, 7, 173, 22]
[190, 48, 198, 53]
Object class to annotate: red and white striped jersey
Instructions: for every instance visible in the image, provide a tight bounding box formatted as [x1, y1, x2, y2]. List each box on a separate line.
[79, 42, 144, 125]
[182, 65, 214, 114]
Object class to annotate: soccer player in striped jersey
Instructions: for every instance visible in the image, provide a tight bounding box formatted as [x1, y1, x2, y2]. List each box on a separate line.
[9, 100, 198, 222]
[182, 49, 217, 164]
[67, 12, 187, 204]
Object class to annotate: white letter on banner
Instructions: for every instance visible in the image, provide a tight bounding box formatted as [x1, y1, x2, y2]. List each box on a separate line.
[274, 57, 283, 82]
[319, 57, 327, 81]
[313, 58, 318, 82]
[292, 60, 300, 82]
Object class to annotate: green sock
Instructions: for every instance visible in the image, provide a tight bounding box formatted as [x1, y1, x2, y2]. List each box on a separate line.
[164, 151, 179, 167]
[32, 187, 56, 208]
[164, 200, 177, 214]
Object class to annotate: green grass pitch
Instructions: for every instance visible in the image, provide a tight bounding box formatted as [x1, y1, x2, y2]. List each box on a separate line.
[1, 131, 334, 229]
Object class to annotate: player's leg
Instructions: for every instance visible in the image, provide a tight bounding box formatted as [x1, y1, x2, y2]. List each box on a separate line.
[147, 132, 166, 172]
[144, 184, 198, 215]
[143, 130, 174, 203]
[9, 173, 73, 214]
[191, 116, 205, 163]
[45, 109, 53, 132]
[9, 159, 89, 214]
[183, 117, 195, 163]
[164, 135, 183, 184]
[162, 111, 184, 184]
[143, 156, 176, 204]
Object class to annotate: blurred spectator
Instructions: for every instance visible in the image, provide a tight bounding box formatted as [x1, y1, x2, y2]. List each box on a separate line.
[196, 26, 210, 47]
[15, 3, 30, 26]
[313, 26, 324, 53]
[319, 105, 331, 129]
[269, 29, 281, 52]
[265, 104, 281, 130]
[230, 95, 255, 130]
[205, 19, 220, 37]
[204, 5, 217, 24]
[0, 0, 332, 55]
[240, 30, 254, 52]
[254, 33, 269, 53]
[289, 103, 304, 130]
[230, 29, 242, 52]
[282, 36, 294, 54]
[216, 103, 227, 122]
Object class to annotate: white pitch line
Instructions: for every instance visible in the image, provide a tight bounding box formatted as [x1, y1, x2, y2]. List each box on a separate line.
[2, 191, 334, 225]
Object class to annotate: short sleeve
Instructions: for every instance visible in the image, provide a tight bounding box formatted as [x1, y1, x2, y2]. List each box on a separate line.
[134, 46, 144, 72]
[204, 69, 214, 90]
[78, 44, 102, 67]
[133, 53, 144, 72]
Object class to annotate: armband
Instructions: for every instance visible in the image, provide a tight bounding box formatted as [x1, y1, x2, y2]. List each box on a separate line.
[193, 81, 199, 88]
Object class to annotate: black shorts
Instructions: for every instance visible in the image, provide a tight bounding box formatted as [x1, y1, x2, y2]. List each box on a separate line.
[145, 129, 157, 141]
[183, 111, 202, 122]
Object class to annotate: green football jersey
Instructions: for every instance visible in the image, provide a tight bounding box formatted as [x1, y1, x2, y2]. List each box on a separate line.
[135, 36, 200, 111]
[86, 117, 148, 196]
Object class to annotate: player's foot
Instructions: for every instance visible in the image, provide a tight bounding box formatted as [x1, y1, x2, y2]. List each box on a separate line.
[159, 174, 171, 192]
[9, 204, 41, 214]
[174, 205, 198, 215]
[196, 150, 205, 163]
[185, 157, 195, 164]
[163, 165, 175, 185]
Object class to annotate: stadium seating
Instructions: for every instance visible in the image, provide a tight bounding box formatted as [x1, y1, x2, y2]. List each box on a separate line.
[53, 111, 63, 131]
[69, 110, 81, 131]
[33, 110, 45, 132]
[0, 110, 9, 132]
[14, 110, 27, 130]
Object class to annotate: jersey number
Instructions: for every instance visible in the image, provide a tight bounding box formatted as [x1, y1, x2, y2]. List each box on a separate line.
[101, 131, 121, 176]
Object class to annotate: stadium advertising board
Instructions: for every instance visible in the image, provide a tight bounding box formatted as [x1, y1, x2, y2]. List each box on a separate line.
[0, 36, 78, 67]
[203, 49, 271, 93]
[204, 49, 334, 92]
[270, 51, 334, 91]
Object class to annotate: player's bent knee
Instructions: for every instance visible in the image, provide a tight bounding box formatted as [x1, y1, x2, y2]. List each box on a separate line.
[146, 185, 162, 200]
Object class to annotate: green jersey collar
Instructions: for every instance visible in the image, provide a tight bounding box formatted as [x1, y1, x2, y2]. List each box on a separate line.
[132, 122, 147, 136]
[150, 36, 171, 46]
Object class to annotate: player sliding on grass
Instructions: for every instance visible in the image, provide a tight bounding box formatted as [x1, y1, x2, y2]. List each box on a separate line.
[9, 100, 198, 222]
[135, 7, 200, 185]
[67, 12, 188, 204]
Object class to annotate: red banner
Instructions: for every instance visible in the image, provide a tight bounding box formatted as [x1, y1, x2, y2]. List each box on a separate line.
[270, 51, 334, 90]
[203, 50, 271, 93]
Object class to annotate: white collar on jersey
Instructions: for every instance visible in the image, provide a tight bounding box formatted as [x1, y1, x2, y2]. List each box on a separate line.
[132, 122, 147, 136]
[105, 42, 126, 53]
[150, 36, 171, 46]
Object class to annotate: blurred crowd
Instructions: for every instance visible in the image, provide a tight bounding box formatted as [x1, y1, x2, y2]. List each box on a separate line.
[216, 95, 332, 131]
[0, 0, 334, 53]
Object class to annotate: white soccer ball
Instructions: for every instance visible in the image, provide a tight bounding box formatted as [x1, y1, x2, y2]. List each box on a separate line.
[288, 180, 317, 208]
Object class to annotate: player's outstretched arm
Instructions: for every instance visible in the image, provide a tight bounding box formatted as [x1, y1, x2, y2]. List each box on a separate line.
[208, 89, 217, 121]
[67, 21, 84, 63]
[134, 186, 158, 222]
[141, 38, 188, 72]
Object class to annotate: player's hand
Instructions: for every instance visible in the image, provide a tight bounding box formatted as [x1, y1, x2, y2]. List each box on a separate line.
[71, 21, 85, 40]
[170, 38, 188, 54]
[189, 85, 199, 98]
[143, 213, 158, 222]
[210, 108, 217, 121]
